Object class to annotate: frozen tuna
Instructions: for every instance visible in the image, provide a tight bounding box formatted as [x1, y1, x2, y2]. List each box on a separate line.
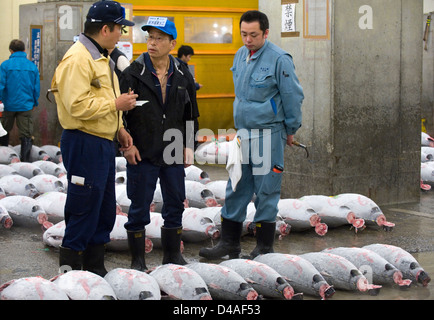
[421, 161, 434, 184]
[187, 262, 258, 300]
[421, 132, 434, 147]
[194, 140, 230, 165]
[323, 247, 412, 287]
[0, 164, 18, 177]
[33, 160, 66, 178]
[0, 195, 49, 227]
[333, 193, 395, 231]
[185, 180, 219, 208]
[115, 156, 127, 172]
[194, 206, 222, 230]
[30, 174, 65, 193]
[115, 171, 127, 184]
[182, 208, 220, 242]
[220, 259, 296, 300]
[421, 147, 434, 162]
[107, 214, 153, 252]
[363, 244, 431, 287]
[254, 253, 335, 299]
[300, 195, 365, 231]
[0, 174, 39, 197]
[150, 264, 212, 300]
[9, 162, 43, 179]
[300, 252, 382, 294]
[204, 180, 227, 205]
[13, 144, 52, 162]
[35, 191, 66, 223]
[243, 202, 290, 238]
[42, 220, 65, 248]
[0, 276, 69, 300]
[185, 164, 211, 184]
[40, 145, 63, 163]
[104, 268, 161, 300]
[145, 212, 164, 248]
[115, 184, 130, 212]
[0, 146, 20, 164]
[0, 204, 13, 228]
[51, 270, 116, 300]
[277, 198, 328, 236]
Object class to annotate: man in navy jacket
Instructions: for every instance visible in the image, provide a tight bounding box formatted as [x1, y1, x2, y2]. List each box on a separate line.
[0, 39, 40, 161]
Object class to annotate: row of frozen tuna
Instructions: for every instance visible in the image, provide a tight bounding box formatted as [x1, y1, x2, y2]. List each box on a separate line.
[420, 132, 434, 190]
[0, 144, 66, 229]
[0, 244, 430, 300]
[42, 190, 395, 252]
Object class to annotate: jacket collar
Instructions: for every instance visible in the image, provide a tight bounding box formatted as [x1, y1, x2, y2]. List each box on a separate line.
[10, 51, 27, 59]
[244, 39, 269, 62]
[78, 33, 114, 72]
[79, 33, 108, 60]
[135, 52, 181, 77]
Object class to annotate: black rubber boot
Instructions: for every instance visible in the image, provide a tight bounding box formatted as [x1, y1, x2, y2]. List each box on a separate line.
[127, 230, 147, 271]
[82, 244, 108, 277]
[199, 218, 242, 260]
[20, 137, 32, 162]
[0, 133, 9, 147]
[250, 221, 276, 258]
[59, 246, 82, 273]
[161, 226, 187, 265]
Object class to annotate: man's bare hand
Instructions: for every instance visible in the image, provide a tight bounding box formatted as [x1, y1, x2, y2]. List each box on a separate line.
[115, 91, 138, 111]
[117, 127, 133, 152]
[286, 134, 294, 146]
[123, 145, 142, 165]
[184, 147, 194, 168]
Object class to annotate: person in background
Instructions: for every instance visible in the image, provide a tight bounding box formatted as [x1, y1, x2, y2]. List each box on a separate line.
[199, 10, 304, 260]
[51, 0, 137, 276]
[109, 46, 130, 79]
[176, 45, 202, 90]
[109, 46, 131, 156]
[120, 17, 199, 270]
[0, 39, 40, 161]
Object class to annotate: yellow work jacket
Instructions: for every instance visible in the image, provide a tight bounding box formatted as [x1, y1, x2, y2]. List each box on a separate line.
[52, 34, 122, 141]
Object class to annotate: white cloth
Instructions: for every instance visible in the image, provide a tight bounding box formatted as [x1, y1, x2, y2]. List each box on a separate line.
[0, 122, 7, 137]
[226, 136, 242, 191]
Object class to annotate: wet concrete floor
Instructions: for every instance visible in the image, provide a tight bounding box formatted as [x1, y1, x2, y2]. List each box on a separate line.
[1, 164, 433, 300]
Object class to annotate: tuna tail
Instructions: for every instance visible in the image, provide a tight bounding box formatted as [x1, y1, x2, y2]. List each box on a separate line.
[346, 211, 365, 232]
[319, 284, 335, 300]
[0, 215, 13, 229]
[393, 271, 412, 287]
[356, 277, 382, 295]
[314, 223, 328, 236]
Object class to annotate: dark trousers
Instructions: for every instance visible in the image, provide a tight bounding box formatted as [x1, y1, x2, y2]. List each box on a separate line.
[1, 110, 33, 138]
[125, 159, 185, 231]
[60, 129, 117, 252]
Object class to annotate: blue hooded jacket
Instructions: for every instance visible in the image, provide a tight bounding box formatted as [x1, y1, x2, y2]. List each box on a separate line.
[0, 51, 40, 112]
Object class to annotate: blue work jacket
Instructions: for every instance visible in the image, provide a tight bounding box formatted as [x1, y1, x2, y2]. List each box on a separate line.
[231, 40, 303, 136]
[0, 51, 40, 112]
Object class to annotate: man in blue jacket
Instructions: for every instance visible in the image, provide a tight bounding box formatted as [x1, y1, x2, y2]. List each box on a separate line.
[0, 39, 40, 161]
[200, 10, 304, 259]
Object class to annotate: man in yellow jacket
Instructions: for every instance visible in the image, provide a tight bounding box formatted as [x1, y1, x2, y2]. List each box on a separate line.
[51, 0, 137, 276]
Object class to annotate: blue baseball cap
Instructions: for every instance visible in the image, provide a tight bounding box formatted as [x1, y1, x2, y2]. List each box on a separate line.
[87, 1, 134, 26]
[141, 17, 177, 39]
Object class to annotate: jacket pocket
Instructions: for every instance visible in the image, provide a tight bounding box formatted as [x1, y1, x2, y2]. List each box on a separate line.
[248, 72, 276, 102]
[65, 182, 93, 216]
[261, 168, 283, 195]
